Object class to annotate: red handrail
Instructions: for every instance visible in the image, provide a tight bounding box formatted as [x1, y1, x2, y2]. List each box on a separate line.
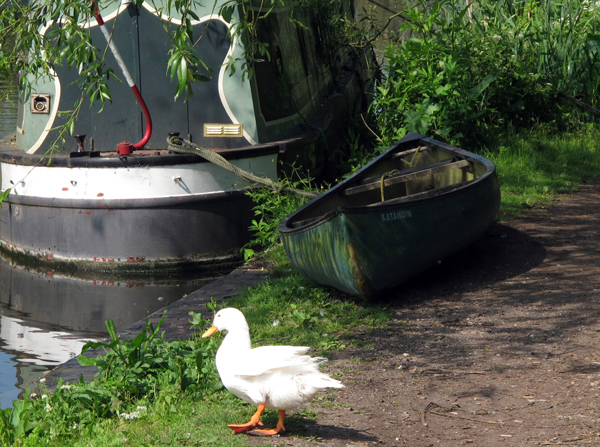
[93, 2, 152, 154]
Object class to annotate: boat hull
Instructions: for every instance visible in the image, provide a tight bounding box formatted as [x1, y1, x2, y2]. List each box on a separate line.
[0, 146, 281, 276]
[0, 192, 252, 275]
[0, 0, 375, 277]
[279, 134, 501, 299]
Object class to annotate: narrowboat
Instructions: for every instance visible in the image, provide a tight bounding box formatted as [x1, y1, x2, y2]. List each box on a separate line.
[0, 0, 372, 276]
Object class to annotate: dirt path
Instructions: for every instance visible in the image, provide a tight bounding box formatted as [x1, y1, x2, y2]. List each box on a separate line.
[251, 180, 600, 447]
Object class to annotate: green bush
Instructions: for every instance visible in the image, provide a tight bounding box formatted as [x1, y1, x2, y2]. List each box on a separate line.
[373, 0, 600, 148]
[244, 175, 317, 256]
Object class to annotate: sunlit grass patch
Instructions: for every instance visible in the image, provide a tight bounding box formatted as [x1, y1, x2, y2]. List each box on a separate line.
[50, 398, 255, 447]
[481, 126, 600, 220]
[220, 262, 391, 356]
[194, 253, 391, 414]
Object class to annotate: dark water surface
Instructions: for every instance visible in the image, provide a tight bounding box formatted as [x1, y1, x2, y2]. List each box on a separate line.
[0, 258, 217, 409]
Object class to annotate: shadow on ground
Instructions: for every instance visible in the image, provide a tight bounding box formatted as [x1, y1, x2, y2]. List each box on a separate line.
[380, 222, 547, 301]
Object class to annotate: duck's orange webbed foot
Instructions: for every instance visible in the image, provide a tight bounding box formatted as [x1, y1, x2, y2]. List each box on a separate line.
[228, 421, 264, 434]
[228, 403, 266, 434]
[254, 410, 286, 436]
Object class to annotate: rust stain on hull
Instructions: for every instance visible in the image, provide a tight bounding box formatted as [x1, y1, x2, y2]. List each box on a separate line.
[347, 242, 371, 300]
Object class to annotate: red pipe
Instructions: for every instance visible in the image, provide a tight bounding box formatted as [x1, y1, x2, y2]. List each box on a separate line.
[93, 2, 103, 25]
[131, 85, 152, 149]
[92, 2, 153, 154]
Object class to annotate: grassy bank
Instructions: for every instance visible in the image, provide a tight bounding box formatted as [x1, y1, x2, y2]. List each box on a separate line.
[0, 128, 600, 446]
[5, 127, 600, 446]
[7, 263, 389, 447]
[484, 126, 600, 220]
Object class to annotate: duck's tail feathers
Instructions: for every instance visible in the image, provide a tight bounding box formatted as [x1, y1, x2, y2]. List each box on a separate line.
[304, 373, 345, 390]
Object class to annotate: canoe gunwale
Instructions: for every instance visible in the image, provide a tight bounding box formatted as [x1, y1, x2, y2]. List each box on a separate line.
[279, 133, 498, 235]
[342, 158, 471, 197]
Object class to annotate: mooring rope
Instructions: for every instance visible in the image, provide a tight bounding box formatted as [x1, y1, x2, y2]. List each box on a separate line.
[379, 170, 400, 202]
[401, 145, 422, 167]
[166, 135, 319, 200]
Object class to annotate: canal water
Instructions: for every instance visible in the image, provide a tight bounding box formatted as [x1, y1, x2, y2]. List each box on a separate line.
[0, 257, 217, 409]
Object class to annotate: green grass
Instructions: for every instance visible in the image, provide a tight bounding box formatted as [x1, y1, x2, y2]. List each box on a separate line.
[37, 387, 326, 447]
[481, 125, 600, 220]
[222, 270, 390, 354]
[37, 397, 252, 447]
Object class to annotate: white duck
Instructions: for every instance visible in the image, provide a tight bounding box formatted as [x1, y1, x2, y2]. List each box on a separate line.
[202, 307, 344, 435]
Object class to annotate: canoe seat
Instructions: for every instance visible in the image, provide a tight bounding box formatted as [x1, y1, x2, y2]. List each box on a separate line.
[342, 158, 470, 197]
[369, 179, 474, 206]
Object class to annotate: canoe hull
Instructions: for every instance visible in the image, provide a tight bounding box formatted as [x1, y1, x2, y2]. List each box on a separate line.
[279, 134, 501, 299]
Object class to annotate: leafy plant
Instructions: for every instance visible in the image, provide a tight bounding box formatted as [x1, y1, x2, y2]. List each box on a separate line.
[78, 311, 220, 398]
[372, 0, 600, 148]
[0, 311, 224, 444]
[244, 171, 317, 252]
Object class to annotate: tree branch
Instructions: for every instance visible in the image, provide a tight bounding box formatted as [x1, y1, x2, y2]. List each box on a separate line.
[557, 92, 600, 116]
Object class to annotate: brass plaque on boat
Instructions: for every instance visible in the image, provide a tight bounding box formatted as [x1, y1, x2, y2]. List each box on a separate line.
[203, 124, 243, 138]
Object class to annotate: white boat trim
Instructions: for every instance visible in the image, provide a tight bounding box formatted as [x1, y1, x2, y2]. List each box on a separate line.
[1, 153, 277, 200]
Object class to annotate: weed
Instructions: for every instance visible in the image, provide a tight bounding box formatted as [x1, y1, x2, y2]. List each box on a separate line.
[0, 312, 226, 445]
[244, 171, 316, 254]
[373, 0, 600, 148]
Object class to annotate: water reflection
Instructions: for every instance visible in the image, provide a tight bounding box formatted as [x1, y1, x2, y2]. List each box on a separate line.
[0, 309, 95, 409]
[0, 257, 218, 409]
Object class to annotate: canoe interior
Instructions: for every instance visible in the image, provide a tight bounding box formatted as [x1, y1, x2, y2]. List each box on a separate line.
[285, 137, 490, 230]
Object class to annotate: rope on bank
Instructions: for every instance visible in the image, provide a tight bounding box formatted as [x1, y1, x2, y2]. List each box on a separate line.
[166, 136, 319, 200]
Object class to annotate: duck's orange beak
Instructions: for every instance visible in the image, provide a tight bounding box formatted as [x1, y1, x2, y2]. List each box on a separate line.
[202, 325, 219, 338]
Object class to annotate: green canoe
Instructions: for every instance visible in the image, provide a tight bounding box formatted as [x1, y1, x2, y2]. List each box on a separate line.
[278, 133, 501, 300]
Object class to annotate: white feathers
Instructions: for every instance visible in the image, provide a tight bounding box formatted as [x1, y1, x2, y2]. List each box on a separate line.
[210, 307, 344, 411]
